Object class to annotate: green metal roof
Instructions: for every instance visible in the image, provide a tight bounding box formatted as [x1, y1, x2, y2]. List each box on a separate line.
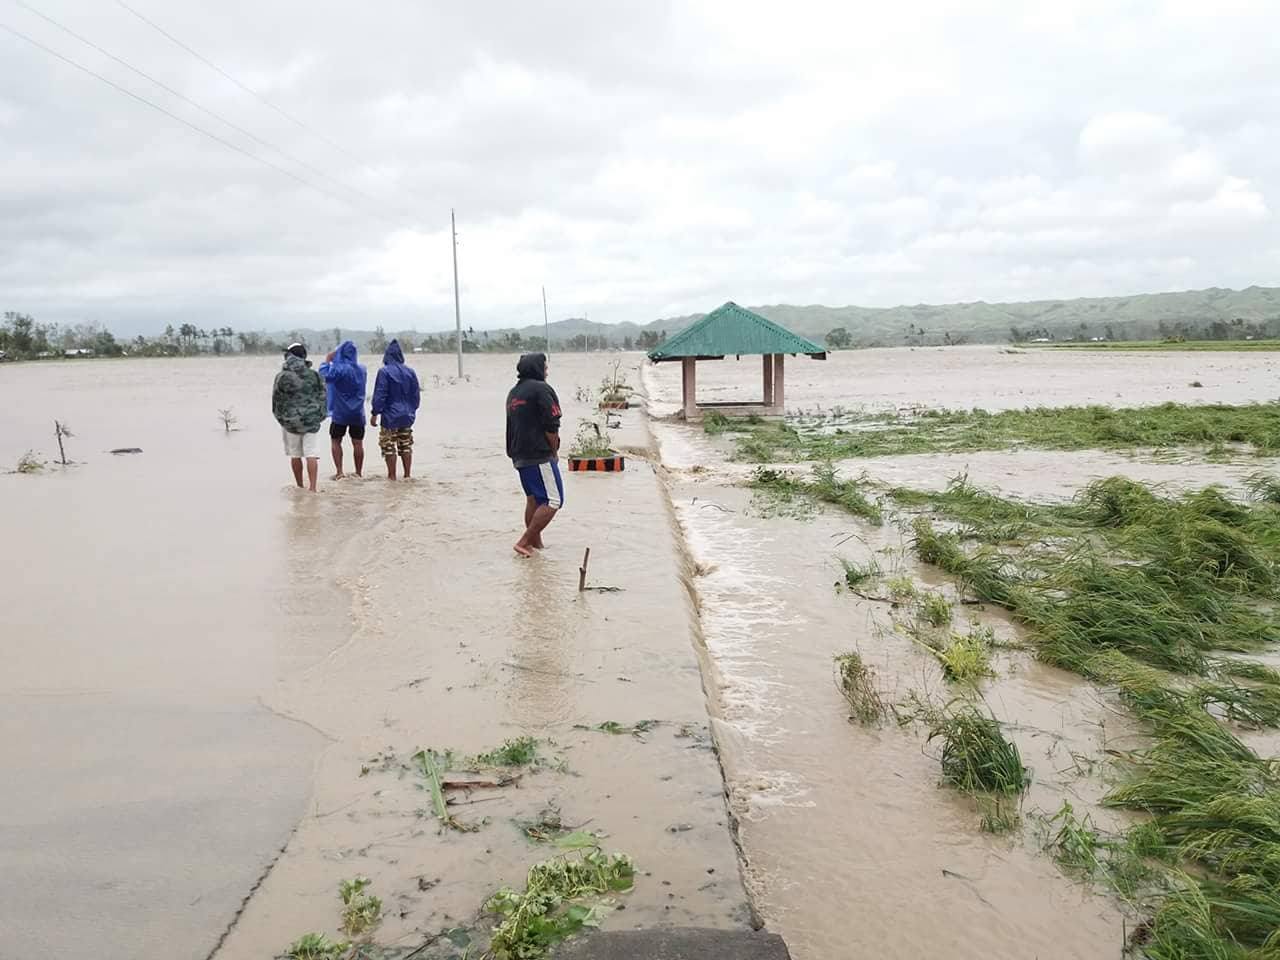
[647, 302, 827, 362]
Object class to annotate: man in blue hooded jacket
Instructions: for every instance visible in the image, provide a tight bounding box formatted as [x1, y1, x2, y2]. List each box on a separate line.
[318, 340, 368, 479]
[370, 339, 421, 480]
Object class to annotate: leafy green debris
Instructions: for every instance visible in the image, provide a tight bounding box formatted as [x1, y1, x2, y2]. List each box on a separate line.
[485, 846, 635, 959]
[281, 933, 351, 960]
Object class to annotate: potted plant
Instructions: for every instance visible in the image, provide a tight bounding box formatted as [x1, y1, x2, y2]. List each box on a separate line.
[566, 417, 624, 472]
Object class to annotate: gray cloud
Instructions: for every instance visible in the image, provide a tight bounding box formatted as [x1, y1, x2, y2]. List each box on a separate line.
[1, 0, 1277, 335]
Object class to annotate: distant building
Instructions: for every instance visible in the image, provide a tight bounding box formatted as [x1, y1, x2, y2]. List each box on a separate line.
[64, 348, 94, 357]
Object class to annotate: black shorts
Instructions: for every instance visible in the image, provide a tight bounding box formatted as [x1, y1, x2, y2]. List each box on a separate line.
[329, 421, 367, 441]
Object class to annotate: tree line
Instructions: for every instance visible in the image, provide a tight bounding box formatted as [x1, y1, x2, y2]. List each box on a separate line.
[0, 312, 671, 361]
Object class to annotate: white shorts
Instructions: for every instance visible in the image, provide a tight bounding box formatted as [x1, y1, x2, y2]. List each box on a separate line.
[282, 428, 319, 458]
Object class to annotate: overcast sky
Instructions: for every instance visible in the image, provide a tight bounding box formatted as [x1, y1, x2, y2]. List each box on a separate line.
[3, 0, 1278, 335]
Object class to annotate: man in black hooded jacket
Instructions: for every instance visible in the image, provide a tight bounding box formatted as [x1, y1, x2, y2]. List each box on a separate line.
[505, 352, 562, 557]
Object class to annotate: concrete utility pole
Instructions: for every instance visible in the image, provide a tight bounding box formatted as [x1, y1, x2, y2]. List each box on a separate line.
[451, 208, 462, 377]
[542, 286, 550, 353]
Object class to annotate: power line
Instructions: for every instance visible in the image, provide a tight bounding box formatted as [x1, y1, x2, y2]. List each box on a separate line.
[115, 0, 438, 212]
[12, 0, 383, 208]
[115, 0, 364, 167]
[1, 20, 405, 226]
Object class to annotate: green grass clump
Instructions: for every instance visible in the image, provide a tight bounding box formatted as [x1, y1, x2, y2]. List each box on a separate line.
[339, 876, 381, 936]
[748, 463, 883, 524]
[833, 652, 885, 725]
[475, 736, 540, 767]
[1244, 472, 1280, 504]
[15, 451, 42, 473]
[485, 846, 635, 959]
[702, 410, 732, 435]
[839, 557, 881, 588]
[916, 591, 953, 627]
[935, 630, 995, 683]
[886, 575, 917, 599]
[730, 401, 1280, 463]
[282, 933, 350, 960]
[927, 706, 1029, 795]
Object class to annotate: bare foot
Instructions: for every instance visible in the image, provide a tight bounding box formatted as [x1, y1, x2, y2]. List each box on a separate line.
[331, 472, 344, 480]
[513, 542, 534, 558]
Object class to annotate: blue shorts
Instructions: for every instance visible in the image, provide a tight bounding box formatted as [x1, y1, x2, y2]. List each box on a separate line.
[517, 461, 564, 509]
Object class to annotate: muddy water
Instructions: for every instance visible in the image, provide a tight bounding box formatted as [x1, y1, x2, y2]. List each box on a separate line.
[643, 345, 1280, 960]
[0, 354, 746, 959]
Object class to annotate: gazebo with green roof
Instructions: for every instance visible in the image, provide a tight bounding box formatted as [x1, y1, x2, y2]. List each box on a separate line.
[647, 301, 826, 420]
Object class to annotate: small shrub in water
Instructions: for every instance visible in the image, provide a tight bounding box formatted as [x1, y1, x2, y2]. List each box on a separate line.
[339, 876, 381, 935]
[702, 411, 731, 435]
[15, 450, 42, 473]
[833, 652, 885, 724]
[928, 706, 1029, 795]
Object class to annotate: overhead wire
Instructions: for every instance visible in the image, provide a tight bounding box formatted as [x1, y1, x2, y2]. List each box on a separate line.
[0, 21, 414, 230]
[114, 0, 365, 167]
[11, 0, 384, 208]
[114, 0, 438, 212]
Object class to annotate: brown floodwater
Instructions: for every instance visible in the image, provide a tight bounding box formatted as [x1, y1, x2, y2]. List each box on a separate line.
[643, 345, 1280, 960]
[0, 353, 746, 959]
[4, 344, 1278, 960]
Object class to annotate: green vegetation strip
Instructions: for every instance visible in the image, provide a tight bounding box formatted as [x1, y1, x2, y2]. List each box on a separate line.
[722, 401, 1280, 462]
[1032, 339, 1280, 352]
[901, 476, 1280, 958]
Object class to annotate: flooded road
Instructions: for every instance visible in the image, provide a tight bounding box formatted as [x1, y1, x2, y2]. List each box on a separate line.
[0, 353, 746, 959]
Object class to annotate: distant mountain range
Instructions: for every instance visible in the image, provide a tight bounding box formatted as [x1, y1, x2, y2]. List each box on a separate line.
[296, 285, 1280, 351]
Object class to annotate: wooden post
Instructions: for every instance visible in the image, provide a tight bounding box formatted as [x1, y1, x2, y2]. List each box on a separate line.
[681, 358, 698, 420]
[762, 354, 773, 405]
[578, 547, 591, 591]
[773, 353, 785, 413]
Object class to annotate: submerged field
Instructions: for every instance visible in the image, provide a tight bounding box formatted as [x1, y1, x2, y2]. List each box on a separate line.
[643, 346, 1280, 959]
[707, 401, 1280, 462]
[1030, 340, 1280, 352]
[746, 449, 1280, 957]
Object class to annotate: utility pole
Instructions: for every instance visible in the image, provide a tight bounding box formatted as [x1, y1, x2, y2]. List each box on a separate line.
[542, 286, 550, 353]
[451, 208, 462, 377]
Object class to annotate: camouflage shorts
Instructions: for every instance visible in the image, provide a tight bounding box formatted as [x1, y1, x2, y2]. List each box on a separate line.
[378, 426, 414, 456]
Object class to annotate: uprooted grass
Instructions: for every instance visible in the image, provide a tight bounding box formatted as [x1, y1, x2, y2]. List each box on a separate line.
[903, 474, 1280, 957]
[833, 652, 886, 725]
[927, 705, 1030, 795]
[748, 464, 884, 525]
[726, 401, 1280, 462]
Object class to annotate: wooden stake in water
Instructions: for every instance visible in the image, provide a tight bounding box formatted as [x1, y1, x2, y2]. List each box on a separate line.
[578, 547, 591, 592]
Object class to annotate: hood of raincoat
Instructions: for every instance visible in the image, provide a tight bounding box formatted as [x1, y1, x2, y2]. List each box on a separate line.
[372, 339, 420, 429]
[319, 340, 367, 425]
[516, 352, 547, 381]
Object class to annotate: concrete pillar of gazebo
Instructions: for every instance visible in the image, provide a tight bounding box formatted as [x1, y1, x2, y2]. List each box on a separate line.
[681, 358, 698, 420]
[773, 353, 785, 413]
[762, 354, 773, 406]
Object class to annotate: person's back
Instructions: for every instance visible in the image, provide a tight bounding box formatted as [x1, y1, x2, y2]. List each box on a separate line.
[318, 340, 368, 478]
[371, 339, 421, 480]
[271, 343, 326, 491]
[506, 352, 562, 556]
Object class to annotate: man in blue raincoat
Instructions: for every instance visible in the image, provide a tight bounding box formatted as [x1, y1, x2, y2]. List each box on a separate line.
[370, 339, 421, 481]
[319, 340, 368, 479]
